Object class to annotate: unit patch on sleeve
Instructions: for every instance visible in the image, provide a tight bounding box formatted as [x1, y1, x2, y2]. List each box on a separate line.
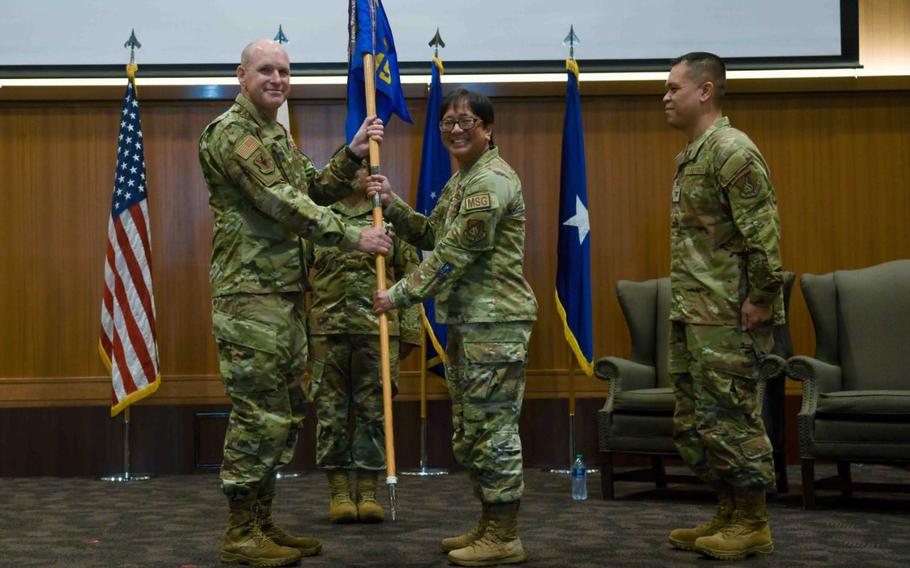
[464, 193, 492, 212]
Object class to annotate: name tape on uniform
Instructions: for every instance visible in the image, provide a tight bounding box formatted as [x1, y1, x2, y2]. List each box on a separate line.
[464, 193, 492, 212]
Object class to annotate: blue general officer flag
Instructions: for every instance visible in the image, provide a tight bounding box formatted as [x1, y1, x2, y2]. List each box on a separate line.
[345, 0, 412, 142]
[416, 57, 450, 376]
[555, 60, 594, 376]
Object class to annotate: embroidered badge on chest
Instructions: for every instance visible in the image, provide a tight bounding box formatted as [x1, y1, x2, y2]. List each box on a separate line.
[253, 152, 274, 174]
[464, 219, 488, 243]
[464, 193, 492, 212]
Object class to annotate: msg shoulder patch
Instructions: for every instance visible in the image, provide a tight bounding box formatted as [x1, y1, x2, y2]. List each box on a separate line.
[464, 192, 492, 212]
[234, 135, 261, 160]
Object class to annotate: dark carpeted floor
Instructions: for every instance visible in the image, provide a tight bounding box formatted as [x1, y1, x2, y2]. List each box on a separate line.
[1, 465, 909, 567]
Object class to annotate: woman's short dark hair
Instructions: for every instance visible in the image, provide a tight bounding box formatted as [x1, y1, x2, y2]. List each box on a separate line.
[439, 88, 495, 148]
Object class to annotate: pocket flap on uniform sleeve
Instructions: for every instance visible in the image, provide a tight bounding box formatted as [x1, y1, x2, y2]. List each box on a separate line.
[463, 341, 527, 364]
[212, 310, 279, 355]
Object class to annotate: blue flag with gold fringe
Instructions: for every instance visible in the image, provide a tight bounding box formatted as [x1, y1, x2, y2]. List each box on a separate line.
[345, 0, 412, 142]
[416, 57, 451, 377]
[555, 60, 594, 376]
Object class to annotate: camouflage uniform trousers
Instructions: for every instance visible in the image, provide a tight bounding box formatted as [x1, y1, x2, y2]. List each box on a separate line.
[446, 321, 533, 504]
[669, 321, 775, 489]
[306, 333, 400, 471]
[212, 292, 307, 499]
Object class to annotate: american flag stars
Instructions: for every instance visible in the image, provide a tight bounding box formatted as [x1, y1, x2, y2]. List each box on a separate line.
[111, 84, 147, 217]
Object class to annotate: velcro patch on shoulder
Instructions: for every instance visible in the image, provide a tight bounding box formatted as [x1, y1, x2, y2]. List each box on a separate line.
[717, 151, 751, 188]
[464, 192, 492, 212]
[234, 135, 261, 160]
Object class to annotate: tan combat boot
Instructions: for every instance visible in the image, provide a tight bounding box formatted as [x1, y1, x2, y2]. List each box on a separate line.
[327, 470, 358, 523]
[220, 495, 302, 567]
[257, 484, 322, 557]
[668, 485, 735, 551]
[447, 501, 527, 566]
[694, 487, 774, 560]
[355, 469, 385, 523]
[441, 502, 490, 552]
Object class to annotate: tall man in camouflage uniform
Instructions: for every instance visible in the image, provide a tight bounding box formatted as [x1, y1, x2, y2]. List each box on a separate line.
[373, 89, 538, 567]
[198, 39, 391, 567]
[663, 52, 784, 561]
[305, 167, 421, 524]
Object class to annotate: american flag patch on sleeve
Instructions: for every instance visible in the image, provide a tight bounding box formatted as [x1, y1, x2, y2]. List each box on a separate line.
[234, 135, 260, 160]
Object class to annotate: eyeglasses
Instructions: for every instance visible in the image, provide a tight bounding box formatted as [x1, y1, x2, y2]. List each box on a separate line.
[439, 117, 482, 132]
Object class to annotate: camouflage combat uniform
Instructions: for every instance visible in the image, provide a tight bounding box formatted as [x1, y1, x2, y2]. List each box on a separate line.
[669, 116, 784, 489]
[385, 148, 538, 504]
[305, 198, 421, 471]
[199, 93, 363, 499]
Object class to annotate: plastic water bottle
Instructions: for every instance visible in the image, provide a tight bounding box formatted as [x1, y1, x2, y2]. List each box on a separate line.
[571, 454, 588, 501]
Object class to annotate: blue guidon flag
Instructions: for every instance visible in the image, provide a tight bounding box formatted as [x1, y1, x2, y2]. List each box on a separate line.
[345, 0, 412, 143]
[416, 56, 451, 377]
[555, 59, 594, 376]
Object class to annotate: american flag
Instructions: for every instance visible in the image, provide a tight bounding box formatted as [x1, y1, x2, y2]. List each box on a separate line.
[99, 77, 160, 417]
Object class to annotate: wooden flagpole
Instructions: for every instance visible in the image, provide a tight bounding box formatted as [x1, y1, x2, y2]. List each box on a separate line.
[361, 47, 398, 519]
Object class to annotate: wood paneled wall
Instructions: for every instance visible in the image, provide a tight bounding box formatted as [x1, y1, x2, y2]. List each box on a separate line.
[2, 0, 909, 406]
[1, 86, 909, 406]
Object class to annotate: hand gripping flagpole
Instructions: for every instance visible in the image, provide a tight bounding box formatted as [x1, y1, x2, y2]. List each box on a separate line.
[361, 0, 399, 520]
[100, 29, 152, 484]
[401, 29, 449, 479]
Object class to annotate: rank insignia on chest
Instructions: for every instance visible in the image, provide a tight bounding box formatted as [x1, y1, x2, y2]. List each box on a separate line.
[253, 153, 274, 174]
[672, 184, 681, 203]
[464, 219, 488, 243]
[464, 193, 492, 211]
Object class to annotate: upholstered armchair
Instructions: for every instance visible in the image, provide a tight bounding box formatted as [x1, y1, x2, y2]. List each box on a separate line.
[787, 259, 910, 508]
[595, 274, 794, 499]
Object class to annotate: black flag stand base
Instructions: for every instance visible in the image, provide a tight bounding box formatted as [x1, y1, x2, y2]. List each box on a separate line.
[544, 358, 598, 475]
[100, 408, 152, 483]
[401, 417, 449, 477]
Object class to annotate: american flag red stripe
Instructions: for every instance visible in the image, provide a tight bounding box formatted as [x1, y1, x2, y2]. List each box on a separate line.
[99, 76, 160, 416]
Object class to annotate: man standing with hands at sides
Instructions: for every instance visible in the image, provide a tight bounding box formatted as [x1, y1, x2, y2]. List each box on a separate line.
[372, 89, 538, 567]
[198, 39, 391, 567]
[663, 52, 785, 561]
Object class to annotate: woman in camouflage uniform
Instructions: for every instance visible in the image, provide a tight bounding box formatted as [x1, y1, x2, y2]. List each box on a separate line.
[373, 89, 538, 567]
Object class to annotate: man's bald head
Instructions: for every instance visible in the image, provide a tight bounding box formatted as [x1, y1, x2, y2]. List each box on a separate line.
[236, 39, 291, 118]
[240, 39, 288, 69]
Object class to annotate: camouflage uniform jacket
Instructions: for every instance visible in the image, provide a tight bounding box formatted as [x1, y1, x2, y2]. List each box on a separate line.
[199, 93, 364, 297]
[384, 148, 538, 324]
[305, 198, 421, 345]
[671, 116, 785, 325]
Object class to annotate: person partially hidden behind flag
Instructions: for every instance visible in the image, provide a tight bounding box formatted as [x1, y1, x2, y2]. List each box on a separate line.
[663, 52, 784, 561]
[372, 89, 538, 567]
[198, 39, 391, 567]
[303, 165, 421, 525]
